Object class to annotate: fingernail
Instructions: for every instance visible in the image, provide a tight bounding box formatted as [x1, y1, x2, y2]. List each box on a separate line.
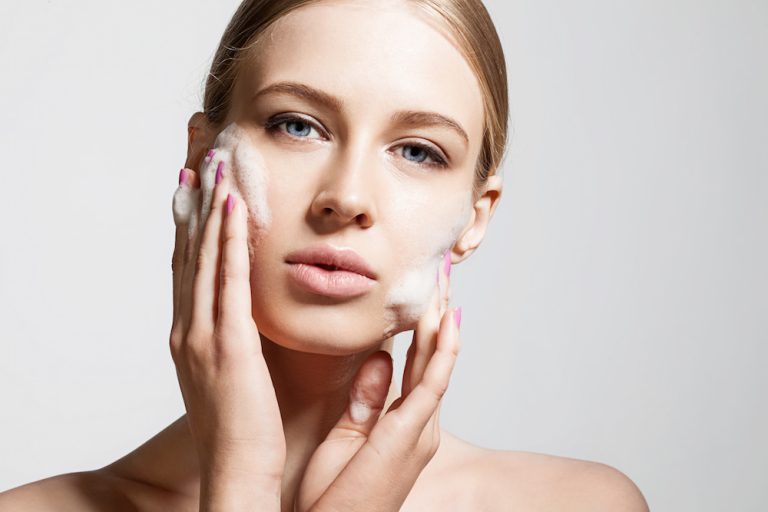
[215, 161, 224, 185]
[442, 250, 452, 278]
[178, 168, 188, 185]
[454, 306, 462, 330]
[206, 149, 215, 160]
[226, 193, 234, 215]
[350, 401, 372, 424]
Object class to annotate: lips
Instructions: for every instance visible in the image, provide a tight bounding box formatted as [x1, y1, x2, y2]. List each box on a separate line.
[284, 242, 377, 298]
[284, 243, 377, 280]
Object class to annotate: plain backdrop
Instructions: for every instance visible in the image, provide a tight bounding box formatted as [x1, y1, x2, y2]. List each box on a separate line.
[1, 1, 766, 510]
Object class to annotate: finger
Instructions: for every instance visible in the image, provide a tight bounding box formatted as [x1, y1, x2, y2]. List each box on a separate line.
[400, 250, 451, 398]
[399, 284, 438, 400]
[171, 168, 195, 326]
[190, 159, 229, 330]
[217, 192, 255, 331]
[388, 306, 460, 433]
[173, 162, 205, 338]
[178, 170, 205, 336]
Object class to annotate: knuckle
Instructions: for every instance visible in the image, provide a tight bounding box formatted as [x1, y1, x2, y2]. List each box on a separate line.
[169, 331, 183, 360]
[186, 324, 206, 345]
[387, 410, 411, 436]
[194, 250, 208, 275]
[424, 380, 448, 403]
[219, 266, 242, 288]
[183, 239, 193, 266]
[185, 323, 211, 352]
[211, 328, 250, 360]
[221, 229, 240, 246]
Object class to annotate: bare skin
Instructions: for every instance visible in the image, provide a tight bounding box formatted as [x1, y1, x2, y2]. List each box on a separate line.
[0, 417, 649, 511]
[0, 2, 650, 510]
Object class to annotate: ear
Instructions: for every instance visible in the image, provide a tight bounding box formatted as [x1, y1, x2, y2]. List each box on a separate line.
[185, 112, 217, 171]
[451, 173, 503, 263]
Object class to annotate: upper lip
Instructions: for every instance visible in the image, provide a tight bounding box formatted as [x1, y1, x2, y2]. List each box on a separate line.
[285, 242, 378, 280]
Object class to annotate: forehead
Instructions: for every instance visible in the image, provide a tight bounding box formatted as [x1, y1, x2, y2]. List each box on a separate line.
[237, 0, 484, 144]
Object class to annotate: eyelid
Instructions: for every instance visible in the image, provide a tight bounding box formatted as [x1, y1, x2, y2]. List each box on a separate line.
[265, 113, 329, 139]
[265, 113, 450, 168]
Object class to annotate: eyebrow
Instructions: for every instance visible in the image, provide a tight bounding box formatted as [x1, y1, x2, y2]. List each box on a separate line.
[252, 81, 469, 145]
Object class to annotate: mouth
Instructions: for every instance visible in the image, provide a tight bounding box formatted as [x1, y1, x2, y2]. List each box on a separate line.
[284, 242, 377, 279]
[284, 242, 377, 298]
[313, 263, 344, 271]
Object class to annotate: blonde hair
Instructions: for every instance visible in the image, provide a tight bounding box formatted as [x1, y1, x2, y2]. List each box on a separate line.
[203, 0, 509, 194]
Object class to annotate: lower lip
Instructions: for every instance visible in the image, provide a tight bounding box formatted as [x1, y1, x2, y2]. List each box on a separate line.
[286, 262, 375, 298]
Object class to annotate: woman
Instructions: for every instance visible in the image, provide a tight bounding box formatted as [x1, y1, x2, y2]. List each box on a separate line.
[0, 0, 648, 510]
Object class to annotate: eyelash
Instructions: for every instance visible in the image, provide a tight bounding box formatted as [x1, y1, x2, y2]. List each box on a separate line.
[263, 114, 449, 170]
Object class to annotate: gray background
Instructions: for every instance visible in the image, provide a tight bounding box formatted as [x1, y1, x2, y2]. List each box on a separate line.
[1, 1, 766, 510]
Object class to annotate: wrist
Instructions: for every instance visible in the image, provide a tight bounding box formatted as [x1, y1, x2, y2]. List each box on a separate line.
[200, 473, 282, 511]
[200, 477, 280, 512]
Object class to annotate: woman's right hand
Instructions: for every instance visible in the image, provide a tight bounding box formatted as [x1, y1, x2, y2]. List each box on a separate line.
[169, 156, 286, 510]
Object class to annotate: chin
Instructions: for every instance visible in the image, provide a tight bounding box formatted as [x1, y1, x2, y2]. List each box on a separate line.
[253, 300, 396, 356]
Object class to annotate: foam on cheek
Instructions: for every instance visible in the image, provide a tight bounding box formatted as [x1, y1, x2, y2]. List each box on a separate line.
[171, 121, 270, 263]
[198, 122, 271, 234]
[382, 194, 473, 335]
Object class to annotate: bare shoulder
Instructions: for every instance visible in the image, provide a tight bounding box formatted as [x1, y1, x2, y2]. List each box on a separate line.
[0, 469, 179, 512]
[471, 447, 649, 511]
[0, 471, 130, 512]
[416, 429, 648, 511]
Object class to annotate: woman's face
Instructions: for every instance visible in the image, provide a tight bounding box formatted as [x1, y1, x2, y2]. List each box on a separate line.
[201, 0, 489, 355]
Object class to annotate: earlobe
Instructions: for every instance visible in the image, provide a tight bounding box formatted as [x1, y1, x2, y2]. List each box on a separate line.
[185, 112, 216, 170]
[452, 174, 503, 263]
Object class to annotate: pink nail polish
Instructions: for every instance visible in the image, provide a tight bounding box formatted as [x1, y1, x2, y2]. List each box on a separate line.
[215, 161, 224, 185]
[206, 149, 215, 160]
[454, 306, 462, 329]
[443, 250, 452, 277]
[178, 168, 188, 185]
[226, 193, 234, 215]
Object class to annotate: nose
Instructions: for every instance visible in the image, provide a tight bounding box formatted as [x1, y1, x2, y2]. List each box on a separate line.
[309, 145, 377, 230]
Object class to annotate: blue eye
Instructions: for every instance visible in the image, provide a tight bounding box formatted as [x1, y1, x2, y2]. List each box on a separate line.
[398, 143, 448, 169]
[265, 115, 324, 139]
[264, 114, 449, 169]
[284, 120, 312, 137]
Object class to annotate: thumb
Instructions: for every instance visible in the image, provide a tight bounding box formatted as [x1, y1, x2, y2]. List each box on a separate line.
[328, 351, 393, 440]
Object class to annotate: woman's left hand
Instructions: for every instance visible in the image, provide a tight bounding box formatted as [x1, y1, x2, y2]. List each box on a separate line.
[295, 253, 462, 512]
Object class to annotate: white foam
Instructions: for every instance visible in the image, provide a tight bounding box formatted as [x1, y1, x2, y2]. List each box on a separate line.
[171, 121, 271, 263]
[382, 194, 473, 335]
[201, 122, 271, 231]
[182, 122, 272, 238]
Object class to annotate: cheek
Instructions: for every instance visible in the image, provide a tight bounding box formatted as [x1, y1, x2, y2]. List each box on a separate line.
[232, 132, 271, 231]
[382, 190, 472, 334]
